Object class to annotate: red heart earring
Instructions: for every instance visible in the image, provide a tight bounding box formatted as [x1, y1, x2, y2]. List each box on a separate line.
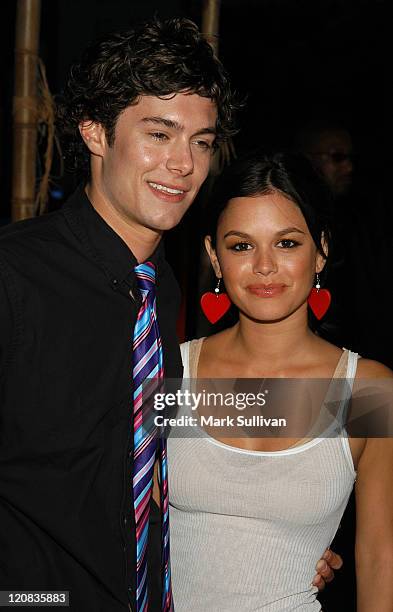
[307, 273, 331, 320]
[200, 278, 231, 324]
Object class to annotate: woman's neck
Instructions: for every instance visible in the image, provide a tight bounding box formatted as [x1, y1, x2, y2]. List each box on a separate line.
[231, 305, 317, 371]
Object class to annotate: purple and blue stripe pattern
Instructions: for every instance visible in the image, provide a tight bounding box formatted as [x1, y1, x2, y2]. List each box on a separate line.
[132, 261, 173, 612]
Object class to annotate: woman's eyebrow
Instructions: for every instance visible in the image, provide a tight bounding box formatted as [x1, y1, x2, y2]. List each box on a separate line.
[223, 227, 306, 239]
[275, 227, 306, 236]
[223, 231, 252, 239]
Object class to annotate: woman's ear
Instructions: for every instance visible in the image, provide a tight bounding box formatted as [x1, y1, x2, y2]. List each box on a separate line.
[79, 120, 107, 157]
[205, 235, 222, 279]
[316, 232, 328, 274]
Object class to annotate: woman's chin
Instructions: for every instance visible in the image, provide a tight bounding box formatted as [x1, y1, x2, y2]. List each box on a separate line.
[237, 301, 306, 324]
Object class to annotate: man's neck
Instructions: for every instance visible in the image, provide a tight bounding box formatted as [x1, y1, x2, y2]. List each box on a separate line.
[85, 182, 162, 263]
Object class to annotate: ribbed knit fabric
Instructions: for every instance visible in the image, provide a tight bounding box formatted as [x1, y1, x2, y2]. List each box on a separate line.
[168, 339, 358, 611]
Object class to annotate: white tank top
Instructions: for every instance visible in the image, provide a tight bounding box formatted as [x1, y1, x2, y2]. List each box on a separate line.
[168, 339, 358, 611]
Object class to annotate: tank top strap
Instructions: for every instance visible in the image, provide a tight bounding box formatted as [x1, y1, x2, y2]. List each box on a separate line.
[345, 349, 359, 387]
[180, 341, 191, 378]
[188, 337, 205, 378]
[303, 349, 358, 439]
[337, 349, 359, 423]
[322, 349, 359, 435]
[180, 338, 205, 379]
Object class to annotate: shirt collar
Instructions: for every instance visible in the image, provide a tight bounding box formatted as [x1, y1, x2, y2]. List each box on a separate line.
[62, 185, 165, 286]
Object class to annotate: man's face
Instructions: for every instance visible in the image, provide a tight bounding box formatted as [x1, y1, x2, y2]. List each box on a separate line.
[91, 93, 217, 233]
[309, 130, 354, 197]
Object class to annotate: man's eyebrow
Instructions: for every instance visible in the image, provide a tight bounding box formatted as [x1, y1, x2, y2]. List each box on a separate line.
[194, 127, 217, 136]
[141, 116, 216, 136]
[141, 116, 183, 130]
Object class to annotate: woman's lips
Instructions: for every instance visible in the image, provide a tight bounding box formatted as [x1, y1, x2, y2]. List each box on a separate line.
[246, 284, 287, 297]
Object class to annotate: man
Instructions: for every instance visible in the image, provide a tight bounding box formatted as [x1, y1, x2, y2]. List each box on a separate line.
[0, 17, 339, 612]
[293, 119, 354, 198]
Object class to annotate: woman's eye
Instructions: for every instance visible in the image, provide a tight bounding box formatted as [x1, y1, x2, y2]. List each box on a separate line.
[230, 242, 252, 252]
[277, 239, 299, 249]
[150, 132, 168, 142]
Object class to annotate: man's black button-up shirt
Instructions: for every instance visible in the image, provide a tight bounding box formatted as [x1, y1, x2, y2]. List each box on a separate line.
[0, 187, 183, 611]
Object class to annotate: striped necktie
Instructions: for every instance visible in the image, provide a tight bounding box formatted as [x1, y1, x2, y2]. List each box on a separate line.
[132, 261, 173, 612]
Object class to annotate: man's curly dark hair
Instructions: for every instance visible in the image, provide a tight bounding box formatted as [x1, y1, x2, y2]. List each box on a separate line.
[57, 17, 239, 177]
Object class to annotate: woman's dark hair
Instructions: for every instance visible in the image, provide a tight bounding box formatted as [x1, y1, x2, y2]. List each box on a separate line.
[57, 17, 239, 177]
[207, 150, 334, 266]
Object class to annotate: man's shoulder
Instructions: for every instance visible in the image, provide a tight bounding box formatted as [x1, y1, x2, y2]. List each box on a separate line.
[0, 209, 62, 244]
[0, 210, 71, 276]
[0, 189, 83, 259]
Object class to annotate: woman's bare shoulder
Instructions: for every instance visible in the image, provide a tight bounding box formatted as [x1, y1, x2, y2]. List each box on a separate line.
[312, 337, 393, 378]
[309, 335, 345, 365]
[355, 357, 393, 379]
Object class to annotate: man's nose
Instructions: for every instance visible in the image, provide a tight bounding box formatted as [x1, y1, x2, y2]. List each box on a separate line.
[342, 157, 353, 175]
[166, 141, 194, 176]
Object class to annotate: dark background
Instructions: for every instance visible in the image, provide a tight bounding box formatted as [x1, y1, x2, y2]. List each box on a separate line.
[1, 0, 387, 219]
[0, 2, 389, 609]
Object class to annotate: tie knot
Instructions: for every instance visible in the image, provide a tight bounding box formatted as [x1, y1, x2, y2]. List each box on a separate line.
[134, 261, 156, 295]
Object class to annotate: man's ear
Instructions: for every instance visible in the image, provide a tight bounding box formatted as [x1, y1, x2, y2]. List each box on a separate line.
[204, 235, 222, 279]
[79, 120, 107, 157]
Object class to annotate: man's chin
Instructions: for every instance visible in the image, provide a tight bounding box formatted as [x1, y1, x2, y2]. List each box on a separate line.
[333, 178, 352, 197]
[147, 215, 186, 233]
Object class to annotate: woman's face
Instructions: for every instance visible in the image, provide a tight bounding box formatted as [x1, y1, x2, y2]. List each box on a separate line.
[206, 190, 326, 323]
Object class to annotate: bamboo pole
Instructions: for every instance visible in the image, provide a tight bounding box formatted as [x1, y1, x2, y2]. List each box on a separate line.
[202, 0, 222, 177]
[11, 0, 41, 221]
[202, 0, 221, 56]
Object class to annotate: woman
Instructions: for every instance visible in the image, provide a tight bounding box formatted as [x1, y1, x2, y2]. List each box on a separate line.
[167, 152, 393, 610]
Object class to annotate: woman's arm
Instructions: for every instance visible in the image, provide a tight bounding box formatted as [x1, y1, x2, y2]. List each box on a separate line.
[355, 436, 393, 610]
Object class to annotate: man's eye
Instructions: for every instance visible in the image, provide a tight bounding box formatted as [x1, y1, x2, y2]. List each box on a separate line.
[192, 139, 212, 150]
[230, 242, 252, 252]
[277, 239, 299, 248]
[150, 132, 168, 141]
